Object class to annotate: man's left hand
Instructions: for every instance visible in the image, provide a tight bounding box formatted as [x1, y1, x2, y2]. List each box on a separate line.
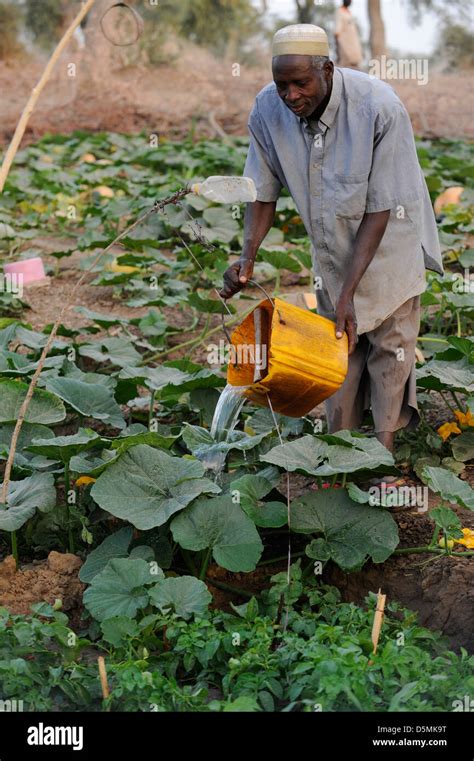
[335, 295, 358, 355]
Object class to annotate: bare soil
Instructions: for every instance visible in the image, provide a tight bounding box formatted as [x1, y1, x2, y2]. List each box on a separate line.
[325, 503, 474, 652]
[0, 551, 84, 616]
[0, 43, 473, 146]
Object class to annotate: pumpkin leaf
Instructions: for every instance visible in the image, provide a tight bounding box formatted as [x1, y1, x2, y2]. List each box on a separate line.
[0, 472, 56, 531]
[79, 527, 133, 583]
[148, 576, 212, 620]
[230, 473, 287, 527]
[83, 558, 163, 622]
[26, 428, 101, 461]
[44, 377, 125, 430]
[421, 466, 474, 510]
[291, 489, 399, 571]
[171, 494, 263, 572]
[91, 445, 221, 529]
[0, 379, 66, 424]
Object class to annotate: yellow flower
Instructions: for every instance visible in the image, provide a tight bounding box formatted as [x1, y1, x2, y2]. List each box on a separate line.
[455, 528, 474, 549]
[454, 409, 474, 428]
[437, 422, 461, 441]
[75, 476, 96, 487]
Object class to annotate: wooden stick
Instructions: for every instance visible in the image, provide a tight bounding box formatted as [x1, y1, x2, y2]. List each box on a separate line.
[0, 0, 97, 194]
[97, 656, 110, 699]
[371, 588, 386, 656]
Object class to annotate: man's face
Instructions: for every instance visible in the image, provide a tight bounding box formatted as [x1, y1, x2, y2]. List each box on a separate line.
[272, 56, 333, 120]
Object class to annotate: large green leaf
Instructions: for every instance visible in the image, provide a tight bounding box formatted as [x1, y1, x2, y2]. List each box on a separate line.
[416, 359, 474, 393]
[0, 472, 56, 531]
[148, 576, 212, 620]
[189, 207, 239, 243]
[26, 428, 101, 461]
[261, 432, 394, 476]
[260, 435, 327, 474]
[451, 432, 474, 463]
[171, 494, 264, 572]
[0, 379, 65, 424]
[290, 489, 399, 571]
[79, 527, 133, 583]
[0, 423, 55, 466]
[421, 466, 474, 510]
[83, 558, 163, 622]
[78, 336, 142, 367]
[230, 473, 287, 527]
[44, 377, 125, 430]
[183, 424, 269, 462]
[91, 445, 221, 529]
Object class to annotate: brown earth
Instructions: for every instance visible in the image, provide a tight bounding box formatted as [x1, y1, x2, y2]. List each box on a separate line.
[325, 503, 474, 652]
[0, 551, 84, 616]
[0, 41, 473, 147]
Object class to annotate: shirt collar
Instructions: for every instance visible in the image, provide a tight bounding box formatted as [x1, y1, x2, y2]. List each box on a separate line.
[298, 67, 343, 131]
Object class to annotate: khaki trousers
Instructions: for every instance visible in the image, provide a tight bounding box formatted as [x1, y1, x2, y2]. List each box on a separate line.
[317, 293, 421, 434]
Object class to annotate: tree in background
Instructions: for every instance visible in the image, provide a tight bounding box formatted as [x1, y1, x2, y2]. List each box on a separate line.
[0, 1, 24, 59]
[293, 0, 336, 29]
[367, 0, 472, 60]
[24, 0, 69, 50]
[434, 23, 474, 71]
[367, 0, 386, 58]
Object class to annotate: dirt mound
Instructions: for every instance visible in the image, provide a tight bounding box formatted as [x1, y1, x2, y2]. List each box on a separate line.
[0, 551, 84, 616]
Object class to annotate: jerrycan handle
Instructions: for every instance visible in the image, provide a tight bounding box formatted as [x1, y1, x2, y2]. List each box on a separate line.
[247, 280, 285, 324]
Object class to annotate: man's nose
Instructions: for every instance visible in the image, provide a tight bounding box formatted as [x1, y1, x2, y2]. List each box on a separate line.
[285, 86, 300, 103]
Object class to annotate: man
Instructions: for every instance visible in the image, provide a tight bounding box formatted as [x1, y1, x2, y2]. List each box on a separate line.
[219, 24, 443, 454]
[335, 0, 363, 69]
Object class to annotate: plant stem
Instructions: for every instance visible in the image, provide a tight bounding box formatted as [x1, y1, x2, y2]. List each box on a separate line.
[258, 551, 306, 567]
[199, 547, 213, 580]
[181, 548, 198, 576]
[11, 530, 18, 565]
[341, 473, 347, 488]
[393, 546, 474, 556]
[148, 389, 156, 429]
[438, 391, 456, 415]
[64, 459, 74, 554]
[450, 390, 464, 411]
[205, 578, 255, 598]
[274, 269, 281, 296]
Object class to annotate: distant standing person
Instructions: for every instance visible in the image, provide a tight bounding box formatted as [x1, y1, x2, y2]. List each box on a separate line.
[335, 0, 363, 69]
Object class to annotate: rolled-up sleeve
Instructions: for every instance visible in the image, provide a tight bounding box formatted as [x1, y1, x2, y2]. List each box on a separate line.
[244, 101, 282, 202]
[366, 103, 424, 213]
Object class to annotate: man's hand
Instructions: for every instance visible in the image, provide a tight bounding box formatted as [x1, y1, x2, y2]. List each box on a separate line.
[218, 256, 255, 300]
[335, 294, 358, 355]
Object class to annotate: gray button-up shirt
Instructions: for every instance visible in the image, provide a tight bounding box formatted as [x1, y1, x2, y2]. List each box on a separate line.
[243, 67, 443, 334]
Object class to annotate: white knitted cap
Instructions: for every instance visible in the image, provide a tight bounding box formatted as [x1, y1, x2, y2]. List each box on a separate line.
[272, 24, 329, 57]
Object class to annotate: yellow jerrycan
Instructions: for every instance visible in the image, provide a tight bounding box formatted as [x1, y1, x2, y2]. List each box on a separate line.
[227, 287, 348, 418]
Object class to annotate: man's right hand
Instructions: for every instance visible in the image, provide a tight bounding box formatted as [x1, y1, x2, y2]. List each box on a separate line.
[218, 256, 255, 300]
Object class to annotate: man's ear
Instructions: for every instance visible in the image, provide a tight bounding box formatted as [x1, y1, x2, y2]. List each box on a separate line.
[324, 60, 334, 81]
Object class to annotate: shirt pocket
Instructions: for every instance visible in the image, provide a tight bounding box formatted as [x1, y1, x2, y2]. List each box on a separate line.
[335, 172, 369, 219]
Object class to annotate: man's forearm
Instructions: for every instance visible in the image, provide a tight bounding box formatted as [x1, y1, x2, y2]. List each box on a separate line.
[242, 200, 277, 260]
[339, 209, 390, 299]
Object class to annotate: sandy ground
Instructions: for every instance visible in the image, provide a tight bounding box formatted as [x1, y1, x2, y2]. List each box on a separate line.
[0, 41, 473, 146]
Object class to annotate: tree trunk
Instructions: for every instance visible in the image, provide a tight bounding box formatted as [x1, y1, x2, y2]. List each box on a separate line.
[295, 0, 315, 25]
[367, 0, 387, 59]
